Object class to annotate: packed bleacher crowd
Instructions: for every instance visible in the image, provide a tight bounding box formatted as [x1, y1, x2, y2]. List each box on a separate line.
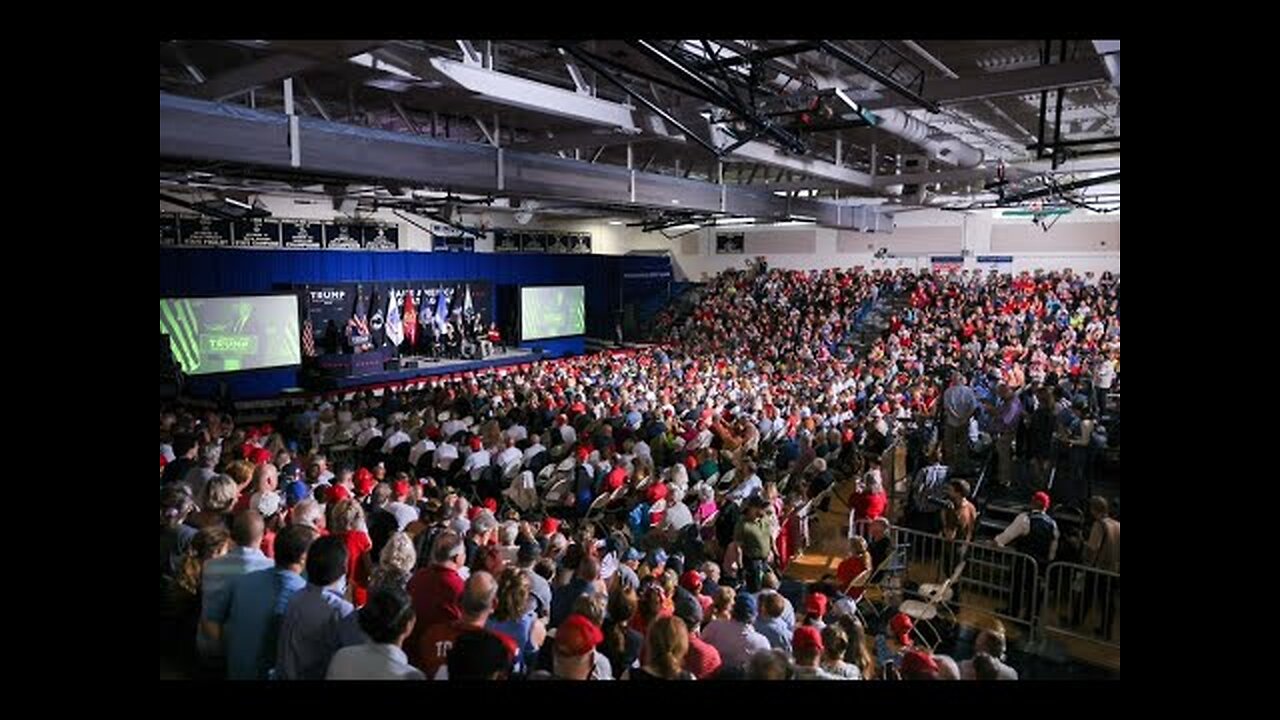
[161, 261, 1119, 681]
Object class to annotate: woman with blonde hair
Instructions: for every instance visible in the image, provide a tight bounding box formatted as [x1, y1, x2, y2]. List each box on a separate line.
[486, 567, 546, 673]
[625, 616, 694, 680]
[223, 459, 256, 495]
[187, 474, 238, 529]
[708, 586, 736, 622]
[819, 624, 863, 679]
[369, 531, 416, 591]
[329, 498, 373, 607]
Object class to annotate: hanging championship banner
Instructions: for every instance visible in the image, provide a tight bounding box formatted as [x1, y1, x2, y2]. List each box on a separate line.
[232, 218, 283, 248]
[160, 213, 180, 245]
[325, 221, 363, 249]
[178, 214, 232, 247]
[282, 220, 324, 249]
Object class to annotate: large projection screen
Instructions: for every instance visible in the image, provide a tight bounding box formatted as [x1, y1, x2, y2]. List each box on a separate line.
[160, 295, 302, 375]
[520, 285, 585, 340]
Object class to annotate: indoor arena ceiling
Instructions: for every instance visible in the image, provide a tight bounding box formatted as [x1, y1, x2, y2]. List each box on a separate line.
[159, 39, 1120, 219]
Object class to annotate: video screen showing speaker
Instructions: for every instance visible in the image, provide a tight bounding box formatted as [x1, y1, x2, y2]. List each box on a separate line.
[520, 285, 585, 341]
[160, 295, 302, 375]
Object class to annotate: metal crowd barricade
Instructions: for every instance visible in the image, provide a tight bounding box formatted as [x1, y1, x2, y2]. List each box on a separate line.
[878, 525, 1042, 639]
[1038, 562, 1121, 650]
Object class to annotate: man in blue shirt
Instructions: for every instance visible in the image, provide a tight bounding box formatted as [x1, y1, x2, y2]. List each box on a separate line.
[206, 524, 316, 680]
[200, 510, 273, 662]
[276, 535, 368, 680]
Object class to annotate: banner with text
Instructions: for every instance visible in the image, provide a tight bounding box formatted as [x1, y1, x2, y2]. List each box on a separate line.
[162, 213, 400, 250]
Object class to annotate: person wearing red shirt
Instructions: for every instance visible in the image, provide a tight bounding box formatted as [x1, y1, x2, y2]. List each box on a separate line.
[849, 459, 888, 523]
[415, 570, 516, 679]
[835, 536, 874, 601]
[405, 530, 467, 667]
[329, 498, 373, 607]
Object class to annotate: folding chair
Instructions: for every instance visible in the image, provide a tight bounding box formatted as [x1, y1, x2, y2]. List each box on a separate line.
[502, 470, 539, 514]
[896, 558, 966, 651]
[838, 541, 911, 629]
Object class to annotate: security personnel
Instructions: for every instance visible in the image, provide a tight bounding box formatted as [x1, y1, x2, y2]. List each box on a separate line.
[994, 491, 1058, 620]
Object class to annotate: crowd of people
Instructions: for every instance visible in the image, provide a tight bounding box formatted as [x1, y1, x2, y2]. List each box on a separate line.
[161, 261, 1119, 681]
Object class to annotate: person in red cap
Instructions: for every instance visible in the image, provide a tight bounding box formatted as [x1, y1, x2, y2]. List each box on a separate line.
[353, 469, 376, 501]
[791, 625, 838, 679]
[890, 612, 916, 650]
[539, 516, 560, 539]
[530, 613, 608, 680]
[604, 465, 628, 493]
[326, 484, 351, 505]
[994, 491, 1059, 618]
[900, 649, 941, 680]
[802, 591, 829, 630]
[678, 570, 714, 615]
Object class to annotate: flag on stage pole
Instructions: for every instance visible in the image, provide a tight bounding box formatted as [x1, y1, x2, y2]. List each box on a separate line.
[403, 291, 418, 347]
[385, 291, 404, 347]
[301, 316, 316, 357]
[435, 287, 449, 331]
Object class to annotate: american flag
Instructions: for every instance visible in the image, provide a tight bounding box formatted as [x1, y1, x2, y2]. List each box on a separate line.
[301, 317, 316, 357]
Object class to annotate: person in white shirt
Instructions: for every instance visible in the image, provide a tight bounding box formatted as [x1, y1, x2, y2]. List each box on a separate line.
[660, 499, 694, 533]
[463, 439, 492, 481]
[408, 429, 437, 467]
[494, 437, 522, 474]
[1092, 354, 1116, 412]
[957, 629, 1019, 680]
[312, 453, 335, 485]
[505, 423, 528, 443]
[725, 462, 763, 504]
[326, 586, 424, 680]
[381, 424, 411, 454]
[434, 442, 459, 470]
[386, 479, 420, 531]
[442, 417, 467, 440]
[356, 419, 382, 449]
[559, 422, 577, 446]
[522, 435, 547, 464]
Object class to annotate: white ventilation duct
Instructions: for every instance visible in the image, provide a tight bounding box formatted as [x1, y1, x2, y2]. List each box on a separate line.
[874, 109, 984, 169]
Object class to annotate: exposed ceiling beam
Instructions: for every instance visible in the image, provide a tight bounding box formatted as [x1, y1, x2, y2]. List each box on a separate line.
[872, 168, 990, 189]
[861, 59, 1108, 110]
[196, 41, 384, 101]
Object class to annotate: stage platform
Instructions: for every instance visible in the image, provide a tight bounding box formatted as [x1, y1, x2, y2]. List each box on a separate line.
[308, 348, 544, 392]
